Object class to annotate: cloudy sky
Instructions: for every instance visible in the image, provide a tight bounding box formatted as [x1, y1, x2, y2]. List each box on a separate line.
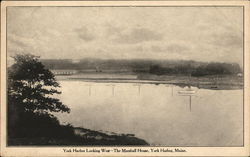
[7, 6, 243, 65]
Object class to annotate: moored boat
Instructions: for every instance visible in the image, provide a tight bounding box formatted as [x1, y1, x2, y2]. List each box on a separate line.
[178, 89, 196, 95]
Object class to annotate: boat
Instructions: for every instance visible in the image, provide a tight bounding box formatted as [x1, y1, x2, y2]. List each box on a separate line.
[178, 74, 196, 95]
[178, 89, 196, 95]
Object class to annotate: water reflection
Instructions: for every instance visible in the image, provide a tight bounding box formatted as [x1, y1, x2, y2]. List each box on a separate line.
[55, 80, 243, 146]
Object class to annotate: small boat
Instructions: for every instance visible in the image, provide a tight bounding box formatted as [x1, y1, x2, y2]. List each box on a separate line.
[178, 79, 196, 95]
[178, 74, 196, 96]
[178, 89, 196, 95]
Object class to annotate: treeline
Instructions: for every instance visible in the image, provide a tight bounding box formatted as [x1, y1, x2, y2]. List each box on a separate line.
[41, 59, 200, 70]
[149, 62, 242, 76]
[41, 59, 242, 76]
[192, 63, 242, 76]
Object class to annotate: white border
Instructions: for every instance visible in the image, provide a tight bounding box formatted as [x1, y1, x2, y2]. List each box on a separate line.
[1, 1, 249, 156]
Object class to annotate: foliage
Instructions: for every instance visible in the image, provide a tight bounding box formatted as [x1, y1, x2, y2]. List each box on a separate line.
[8, 54, 70, 138]
[191, 62, 242, 76]
[149, 62, 242, 76]
[8, 54, 70, 114]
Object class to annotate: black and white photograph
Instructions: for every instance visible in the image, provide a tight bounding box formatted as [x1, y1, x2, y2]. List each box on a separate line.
[0, 1, 249, 156]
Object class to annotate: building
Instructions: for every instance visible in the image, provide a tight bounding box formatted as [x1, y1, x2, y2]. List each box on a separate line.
[51, 69, 78, 75]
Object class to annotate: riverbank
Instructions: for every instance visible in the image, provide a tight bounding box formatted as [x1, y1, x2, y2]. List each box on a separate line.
[55, 73, 243, 90]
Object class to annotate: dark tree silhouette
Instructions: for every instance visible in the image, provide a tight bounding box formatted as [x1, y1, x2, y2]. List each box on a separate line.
[8, 54, 70, 114]
[8, 54, 70, 139]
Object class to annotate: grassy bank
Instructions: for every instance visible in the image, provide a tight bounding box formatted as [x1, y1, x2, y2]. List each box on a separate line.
[8, 126, 148, 146]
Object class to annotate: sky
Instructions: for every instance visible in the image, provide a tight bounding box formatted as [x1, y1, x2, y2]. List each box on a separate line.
[7, 6, 243, 65]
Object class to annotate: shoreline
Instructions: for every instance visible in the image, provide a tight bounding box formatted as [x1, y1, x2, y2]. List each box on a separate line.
[8, 126, 149, 146]
[55, 75, 243, 90]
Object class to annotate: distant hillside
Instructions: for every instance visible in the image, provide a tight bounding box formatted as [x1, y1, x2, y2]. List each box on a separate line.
[41, 59, 242, 76]
[41, 59, 202, 70]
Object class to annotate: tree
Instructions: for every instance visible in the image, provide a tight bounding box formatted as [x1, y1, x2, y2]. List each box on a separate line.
[8, 54, 70, 138]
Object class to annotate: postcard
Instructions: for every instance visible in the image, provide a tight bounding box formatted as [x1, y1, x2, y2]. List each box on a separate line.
[0, 1, 249, 156]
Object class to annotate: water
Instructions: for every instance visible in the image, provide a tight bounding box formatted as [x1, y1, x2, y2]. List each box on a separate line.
[55, 80, 243, 146]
